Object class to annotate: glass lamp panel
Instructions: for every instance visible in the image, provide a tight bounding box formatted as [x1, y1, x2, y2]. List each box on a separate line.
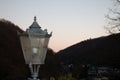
[40, 38, 50, 64]
[20, 36, 31, 64]
[28, 34, 50, 64]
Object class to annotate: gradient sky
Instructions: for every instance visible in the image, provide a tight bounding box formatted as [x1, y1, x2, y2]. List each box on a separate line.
[0, 0, 113, 52]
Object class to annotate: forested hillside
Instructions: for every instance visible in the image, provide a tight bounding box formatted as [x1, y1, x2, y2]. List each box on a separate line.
[57, 33, 120, 67]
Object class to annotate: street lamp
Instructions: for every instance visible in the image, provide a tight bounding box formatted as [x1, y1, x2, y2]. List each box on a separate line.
[19, 16, 52, 80]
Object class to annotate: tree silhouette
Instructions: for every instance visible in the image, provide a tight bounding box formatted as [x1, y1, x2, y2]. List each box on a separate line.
[105, 0, 120, 34]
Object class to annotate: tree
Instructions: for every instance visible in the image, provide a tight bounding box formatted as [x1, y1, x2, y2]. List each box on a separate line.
[58, 73, 76, 80]
[105, 0, 120, 34]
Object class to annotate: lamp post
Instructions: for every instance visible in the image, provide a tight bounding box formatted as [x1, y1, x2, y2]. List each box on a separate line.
[19, 16, 52, 80]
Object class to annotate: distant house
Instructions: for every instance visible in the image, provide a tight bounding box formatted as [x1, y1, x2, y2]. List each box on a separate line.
[87, 65, 110, 80]
[97, 67, 109, 76]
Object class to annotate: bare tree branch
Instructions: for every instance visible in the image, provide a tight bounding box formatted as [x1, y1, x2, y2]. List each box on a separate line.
[117, 0, 120, 3]
[105, 0, 120, 34]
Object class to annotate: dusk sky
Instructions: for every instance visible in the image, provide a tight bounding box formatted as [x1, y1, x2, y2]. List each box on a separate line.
[0, 0, 113, 52]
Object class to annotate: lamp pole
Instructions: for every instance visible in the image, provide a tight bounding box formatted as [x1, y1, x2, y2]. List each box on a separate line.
[19, 16, 52, 80]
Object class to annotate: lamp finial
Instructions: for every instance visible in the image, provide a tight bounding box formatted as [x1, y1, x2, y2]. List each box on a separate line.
[34, 16, 36, 22]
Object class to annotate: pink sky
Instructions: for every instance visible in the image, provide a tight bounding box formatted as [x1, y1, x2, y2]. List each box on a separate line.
[0, 0, 112, 52]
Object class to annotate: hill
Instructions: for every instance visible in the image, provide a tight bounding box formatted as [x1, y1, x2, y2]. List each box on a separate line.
[0, 19, 27, 80]
[57, 33, 120, 67]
